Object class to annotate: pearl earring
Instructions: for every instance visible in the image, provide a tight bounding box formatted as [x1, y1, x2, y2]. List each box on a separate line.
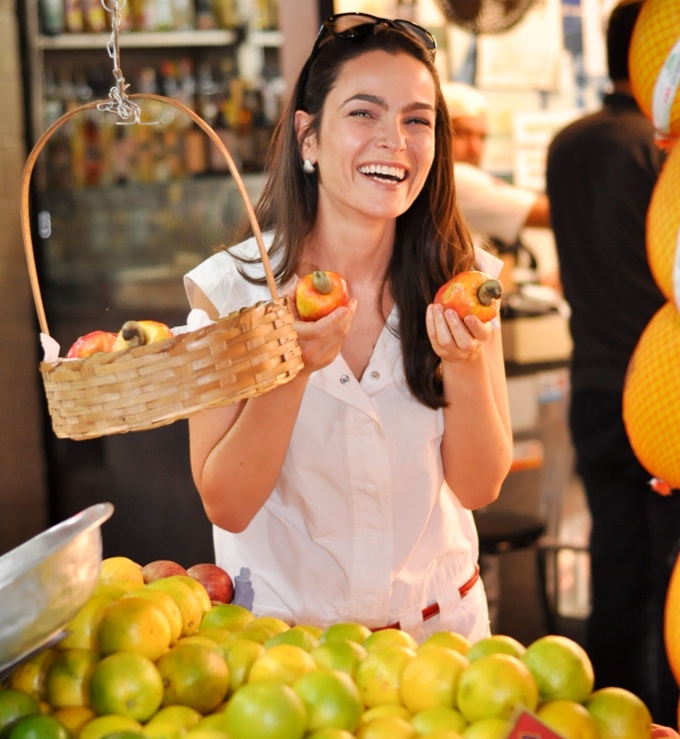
[303, 158, 316, 174]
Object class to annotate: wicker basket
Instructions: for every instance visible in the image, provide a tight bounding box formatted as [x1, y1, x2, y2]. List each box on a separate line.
[21, 94, 303, 441]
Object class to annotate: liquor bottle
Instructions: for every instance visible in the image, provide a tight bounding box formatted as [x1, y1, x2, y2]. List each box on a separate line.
[195, 0, 216, 30]
[64, 0, 84, 33]
[171, 0, 195, 29]
[81, 0, 108, 32]
[39, 0, 65, 35]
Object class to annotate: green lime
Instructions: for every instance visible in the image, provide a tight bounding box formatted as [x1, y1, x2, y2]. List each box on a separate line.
[8, 715, 72, 739]
[0, 689, 41, 737]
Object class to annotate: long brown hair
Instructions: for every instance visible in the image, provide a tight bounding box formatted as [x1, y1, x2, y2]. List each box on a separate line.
[231, 24, 475, 408]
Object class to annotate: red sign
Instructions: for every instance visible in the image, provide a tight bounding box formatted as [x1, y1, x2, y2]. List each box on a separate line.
[506, 708, 565, 739]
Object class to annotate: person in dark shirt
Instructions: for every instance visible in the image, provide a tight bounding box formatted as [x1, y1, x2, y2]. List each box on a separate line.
[546, 0, 680, 723]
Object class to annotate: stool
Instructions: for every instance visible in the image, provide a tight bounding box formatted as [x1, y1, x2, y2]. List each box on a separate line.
[474, 509, 550, 633]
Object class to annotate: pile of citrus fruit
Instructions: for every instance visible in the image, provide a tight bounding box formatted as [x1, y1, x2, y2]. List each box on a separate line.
[0, 557, 656, 739]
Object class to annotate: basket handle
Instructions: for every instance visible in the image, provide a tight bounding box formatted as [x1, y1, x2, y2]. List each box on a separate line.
[20, 93, 279, 337]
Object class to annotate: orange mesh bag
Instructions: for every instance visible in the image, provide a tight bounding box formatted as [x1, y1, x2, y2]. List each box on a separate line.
[647, 140, 680, 309]
[629, 0, 680, 143]
[21, 95, 303, 441]
[623, 302, 680, 489]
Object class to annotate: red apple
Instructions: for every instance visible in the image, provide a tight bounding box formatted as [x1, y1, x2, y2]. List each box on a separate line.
[66, 330, 117, 359]
[186, 563, 234, 604]
[295, 271, 349, 321]
[142, 559, 188, 584]
[434, 270, 502, 323]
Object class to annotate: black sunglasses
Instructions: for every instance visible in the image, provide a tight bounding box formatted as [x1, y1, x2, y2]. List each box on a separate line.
[311, 13, 437, 61]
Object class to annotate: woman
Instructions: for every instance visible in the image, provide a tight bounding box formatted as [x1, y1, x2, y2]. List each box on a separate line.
[184, 13, 513, 642]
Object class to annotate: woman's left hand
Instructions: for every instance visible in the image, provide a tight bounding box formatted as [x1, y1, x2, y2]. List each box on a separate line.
[425, 303, 493, 364]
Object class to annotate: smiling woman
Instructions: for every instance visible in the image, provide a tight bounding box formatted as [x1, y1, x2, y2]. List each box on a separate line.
[181, 13, 513, 643]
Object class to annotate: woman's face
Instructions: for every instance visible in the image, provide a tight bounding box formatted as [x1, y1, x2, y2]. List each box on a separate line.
[299, 49, 437, 224]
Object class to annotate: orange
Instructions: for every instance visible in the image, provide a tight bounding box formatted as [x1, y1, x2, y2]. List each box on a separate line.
[410, 706, 468, 735]
[265, 626, 320, 652]
[222, 681, 307, 739]
[521, 634, 594, 703]
[193, 627, 231, 645]
[622, 302, 680, 489]
[191, 713, 231, 734]
[7, 714, 71, 739]
[355, 644, 416, 708]
[78, 715, 143, 739]
[363, 629, 418, 653]
[174, 635, 218, 649]
[172, 576, 211, 615]
[311, 638, 368, 680]
[199, 603, 254, 633]
[97, 597, 172, 661]
[320, 623, 372, 645]
[359, 705, 412, 724]
[584, 687, 653, 739]
[59, 586, 125, 652]
[419, 631, 472, 656]
[356, 716, 416, 738]
[305, 730, 355, 739]
[98, 557, 144, 586]
[0, 690, 41, 736]
[89, 652, 163, 721]
[665, 550, 680, 685]
[293, 668, 363, 733]
[537, 699, 600, 739]
[400, 645, 469, 713]
[50, 707, 95, 739]
[122, 588, 183, 646]
[236, 616, 290, 644]
[145, 706, 202, 732]
[296, 624, 324, 640]
[465, 635, 525, 662]
[156, 641, 229, 714]
[218, 638, 265, 695]
[146, 577, 203, 637]
[7, 649, 58, 700]
[456, 653, 538, 722]
[247, 643, 317, 686]
[141, 722, 184, 739]
[45, 649, 100, 708]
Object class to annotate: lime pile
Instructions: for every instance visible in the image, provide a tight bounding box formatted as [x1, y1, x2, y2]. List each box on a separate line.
[0, 557, 656, 739]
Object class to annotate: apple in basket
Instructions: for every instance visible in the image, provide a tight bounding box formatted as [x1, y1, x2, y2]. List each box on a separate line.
[434, 270, 503, 323]
[66, 330, 118, 359]
[295, 270, 349, 321]
[113, 319, 174, 350]
[187, 563, 234, 604]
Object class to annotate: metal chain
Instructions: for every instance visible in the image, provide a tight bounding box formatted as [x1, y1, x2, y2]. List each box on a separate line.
[96, 0, 157, 124]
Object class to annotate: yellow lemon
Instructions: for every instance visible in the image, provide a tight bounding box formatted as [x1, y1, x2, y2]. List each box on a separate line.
[410, 706, 468, 735]
[537, 699, 600, 739]
[363, 629, 418, 653]
[310, 638, 368, 680]
[97, 597, 172, 661]
[359, 705, 412, 724]
[320, 623, 372, 645]
[247, 643, 317, 686]
[584, 687, 653, 739]
[172, 576, 211, 615]
[89, 652, 163, 722]
[59, 588, 124, 652]
[355, 644, 416, 708]
[356, 716, 416, 739]
[45, 649, 100, 709]
[156, 642, 229, 715]
[122, 588, 182, 646]
[98, 557, 144, 586]
[7, 648, 59, 700]
[400, 646, 469, 713]
[217, 638, 265, 696]
[465, 634, 525, 662]
[141, 722, 183, 739]
[194, 627, 231, 645]
[306, 730, 355, 739]
[146, 578, 203, 637]
[296, 624, 324, 640]
[419, 631, 472, 656]
[222, 682, 307, 739]
[293, 668, 363, 734]
[456, 653, 538, 723]
[461, 717, 509, 738]
[51, 707, 95, 738]
[79, 715, 143, 739]
[199, 604, 254, 633]
[521, 634, 594, 704]
[145, 706, 202, 732]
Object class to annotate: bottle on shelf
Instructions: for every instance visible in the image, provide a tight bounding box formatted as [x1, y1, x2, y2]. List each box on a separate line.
[39, 0, 66, 35]
[81, 0, 108, 33]
[63, 0, 84, 33]
[195, 0, 216, 30]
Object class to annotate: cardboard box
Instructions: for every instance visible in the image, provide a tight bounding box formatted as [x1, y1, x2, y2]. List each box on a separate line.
[502, 313, 572, 364]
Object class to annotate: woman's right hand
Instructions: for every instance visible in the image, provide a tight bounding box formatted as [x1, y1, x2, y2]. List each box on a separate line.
[294, 297, 358, 375]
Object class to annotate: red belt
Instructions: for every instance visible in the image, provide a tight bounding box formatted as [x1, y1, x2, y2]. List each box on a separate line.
[374, 564, 481, 632]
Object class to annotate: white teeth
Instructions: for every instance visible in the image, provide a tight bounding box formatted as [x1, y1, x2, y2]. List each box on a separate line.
[358, 164, 406, 181]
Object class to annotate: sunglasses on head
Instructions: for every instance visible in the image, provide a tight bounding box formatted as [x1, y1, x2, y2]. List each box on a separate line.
[311, 13, 437, 61]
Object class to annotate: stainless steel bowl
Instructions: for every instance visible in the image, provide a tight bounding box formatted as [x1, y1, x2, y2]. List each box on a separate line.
[0, 502, 114, 674]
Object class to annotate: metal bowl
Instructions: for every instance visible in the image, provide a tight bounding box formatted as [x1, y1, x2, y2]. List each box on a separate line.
[0, 502, 114, 674]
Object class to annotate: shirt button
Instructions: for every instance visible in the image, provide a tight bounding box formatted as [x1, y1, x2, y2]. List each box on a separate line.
[370, 370, 380, 380]
[340, 374, 350, 385]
